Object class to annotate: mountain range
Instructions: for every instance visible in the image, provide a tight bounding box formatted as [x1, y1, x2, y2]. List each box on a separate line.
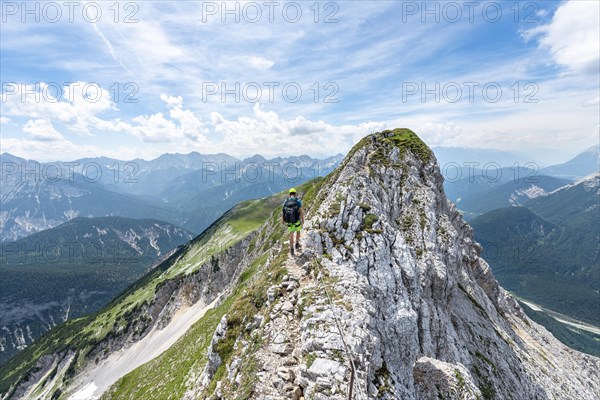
[4, 145, 594, 242]
[452, 175, 573, 218]
[432, 146, 534, 168]
[439, 145, 598, 219]
[471, 173, 600, 328]
[433, 144, 599, 179]
[0, 217, 193, 366]
[540, 145, 599, 180]
[1, 129, 597, 400]
[0, 152, 343, 241]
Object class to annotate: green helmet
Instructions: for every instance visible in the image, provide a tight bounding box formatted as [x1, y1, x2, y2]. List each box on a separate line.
[289, 188, 297, 194]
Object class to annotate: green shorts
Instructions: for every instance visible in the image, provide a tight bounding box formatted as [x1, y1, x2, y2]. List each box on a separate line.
[287, 222, 302, 233]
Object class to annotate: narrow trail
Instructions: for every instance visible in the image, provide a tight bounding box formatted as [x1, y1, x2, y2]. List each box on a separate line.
[283, 242, 311, 287]
[252, 237, 310, 399]
[252, 233, 366, 400]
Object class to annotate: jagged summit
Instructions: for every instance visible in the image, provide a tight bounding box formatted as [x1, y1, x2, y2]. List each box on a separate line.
[295, 129, 599, 398]
[1, 129, 598, 400]
[352, 127, 433, 161]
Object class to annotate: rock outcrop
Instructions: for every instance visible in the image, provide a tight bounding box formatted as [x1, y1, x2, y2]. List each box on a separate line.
[201, 129, 599, 399]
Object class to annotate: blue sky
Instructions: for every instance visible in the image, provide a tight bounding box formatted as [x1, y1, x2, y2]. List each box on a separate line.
[1, 0, 598, 164]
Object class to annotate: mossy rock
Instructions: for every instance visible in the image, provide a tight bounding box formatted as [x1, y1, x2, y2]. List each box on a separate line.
[362, 213, 379, 230]
[358, 203, 372, 212]
[381, 128, 432, 164]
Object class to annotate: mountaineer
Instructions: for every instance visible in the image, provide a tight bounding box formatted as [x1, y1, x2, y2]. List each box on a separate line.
[282, 188, 304, 255]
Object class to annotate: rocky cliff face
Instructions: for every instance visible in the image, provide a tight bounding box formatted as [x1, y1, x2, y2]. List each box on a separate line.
[297, 129, 599, 398]
[190, 129, 599, 399]
[2, 129, 597, 400]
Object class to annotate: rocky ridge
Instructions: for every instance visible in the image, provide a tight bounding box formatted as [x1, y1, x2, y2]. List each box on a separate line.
[187, 129, 599, 399]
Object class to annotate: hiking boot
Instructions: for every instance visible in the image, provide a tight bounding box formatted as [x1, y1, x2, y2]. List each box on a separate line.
[290, 247, 295, 256]
[295, 242, 301, 250]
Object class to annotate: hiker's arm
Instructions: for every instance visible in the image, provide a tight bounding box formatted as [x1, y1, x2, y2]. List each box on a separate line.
[300, 208, 305, 224]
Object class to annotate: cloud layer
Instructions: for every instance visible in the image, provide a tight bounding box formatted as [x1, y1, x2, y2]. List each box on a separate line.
[1, 1, 598, 162]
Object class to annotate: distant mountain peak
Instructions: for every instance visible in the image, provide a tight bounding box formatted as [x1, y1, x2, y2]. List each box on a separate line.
[243, 154, 267, 163]
[540, 145, 599, 180]
[548, 171, 600, 195]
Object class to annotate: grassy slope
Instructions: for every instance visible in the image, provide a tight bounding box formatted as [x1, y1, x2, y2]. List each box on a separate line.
[0, 191, 286, 395]
[101, 178, 325, 399]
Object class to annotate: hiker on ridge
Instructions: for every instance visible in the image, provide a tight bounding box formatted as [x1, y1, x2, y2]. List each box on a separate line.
[282, 188, 304, 256]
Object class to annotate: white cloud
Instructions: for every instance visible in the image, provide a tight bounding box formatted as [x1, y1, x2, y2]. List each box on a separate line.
[161, 95, 208, 141]
[582, 95, 600, 108]
[3, 84, 209, 145]
[1, 136, 121, 162]
[415, 122, 464, 147]
[4, 99, 385, 160]
[209, 103, 385, 157]
[0, 117, 11, 124]
[96, 94, 208, 144]
[246, 56, 274, 69]
[22, 119, 64, 142]
[130, 113, 180, 143]
[524, 1, 600, 74]
[87, 6, 185, 75]
[121, 21, 184, 62]
[2, 77, 596, 162]
[160, 94, 184, 108]
[2, 82, 115, 136]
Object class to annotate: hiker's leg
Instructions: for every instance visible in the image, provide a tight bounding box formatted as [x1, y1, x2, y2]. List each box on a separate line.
[287, 225, 296, 254]
[294, 225, 302, 250]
